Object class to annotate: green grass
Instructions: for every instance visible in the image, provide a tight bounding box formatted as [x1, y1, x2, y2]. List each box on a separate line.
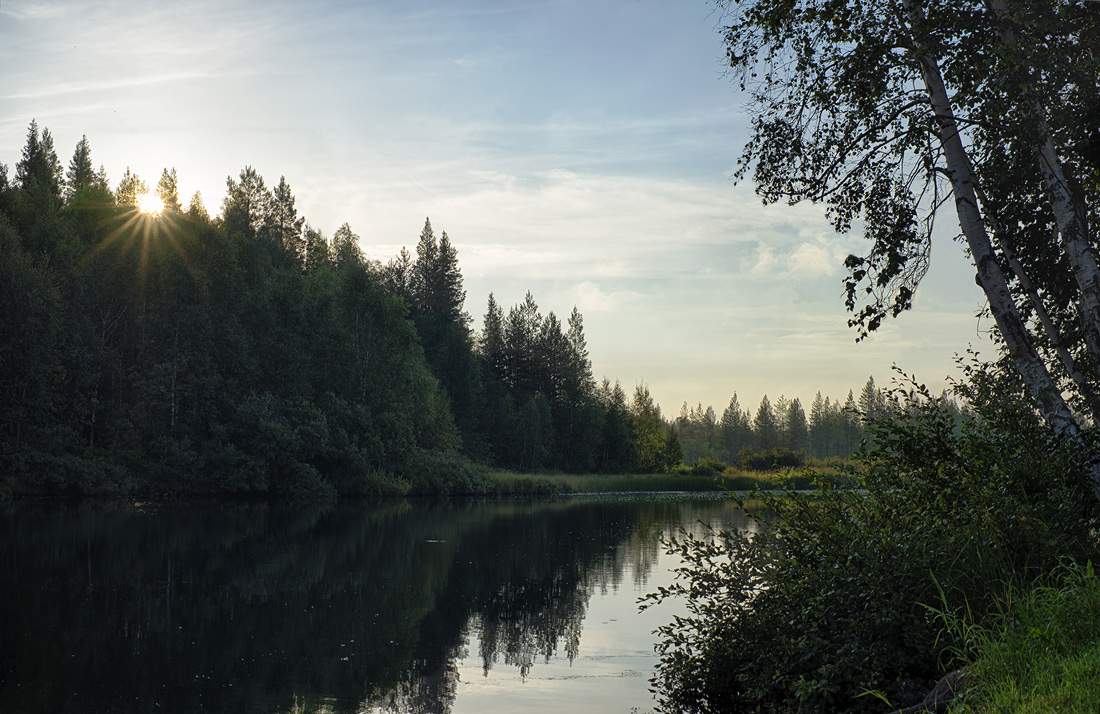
[486, 465, 857, 494]
[950, 561, 1100, 714]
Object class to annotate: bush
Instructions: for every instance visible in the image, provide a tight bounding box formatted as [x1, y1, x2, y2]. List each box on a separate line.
[394, 448, 494, 496]
[645, 376, 1097, 713]
[692, 457, 728, 477]
[737, 446, 804, 471]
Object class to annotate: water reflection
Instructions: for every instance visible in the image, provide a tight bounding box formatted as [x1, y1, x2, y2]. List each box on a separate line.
[0, 496, 750, 714]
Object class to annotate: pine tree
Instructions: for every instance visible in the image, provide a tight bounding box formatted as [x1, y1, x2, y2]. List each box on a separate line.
[565, 306, 594, 397]
[436, 230, 466, 324]
[187, 191, 209, 222]
[115, 167, 146, 207]
[222, 166, 270, 240]
[481, 293, 505, 375]
[537, 311, 569, 401]
[502, 292, 542, 393]
[303, 224, 329, 273]
[65, 135, 95, 200]
[15, 120, 62, 210]
[843, 390, 861, 454]
[774, 395, 790, 447]
[809, 391, 828, 458]
[382, 247, 414, 300]
[266, 176, 305, 265]
[412, 217, 439, 309]
[156, 168, 182, 214]
[719, 393, 752, 460]
[786, 397, 808, 452]
[754, 395, 778, 450]
[598, 378, 636, 472]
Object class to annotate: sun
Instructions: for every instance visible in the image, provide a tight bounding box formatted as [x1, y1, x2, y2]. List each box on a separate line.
[138, 191, 164, 216]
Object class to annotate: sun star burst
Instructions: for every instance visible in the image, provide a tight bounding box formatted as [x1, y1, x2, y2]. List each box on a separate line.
[138, 191, 164, 216]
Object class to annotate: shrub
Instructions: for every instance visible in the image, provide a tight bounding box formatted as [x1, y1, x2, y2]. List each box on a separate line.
[645, 376, 1097, 713]
[737, 446, 804, 470]
[394, 448, 494, 496]
[692, 457, 728, 477]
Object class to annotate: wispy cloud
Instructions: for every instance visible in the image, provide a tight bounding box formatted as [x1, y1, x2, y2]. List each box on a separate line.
[4, 71, 231, 100]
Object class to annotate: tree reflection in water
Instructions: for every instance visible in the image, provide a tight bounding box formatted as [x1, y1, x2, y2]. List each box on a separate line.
[0, 496, 747, 714]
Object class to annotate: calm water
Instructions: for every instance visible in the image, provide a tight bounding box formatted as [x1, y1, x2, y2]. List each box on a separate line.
[0, 495, 752, 714]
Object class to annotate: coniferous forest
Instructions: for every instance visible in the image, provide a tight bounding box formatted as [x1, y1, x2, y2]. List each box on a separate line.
[1, 121, 892, 497]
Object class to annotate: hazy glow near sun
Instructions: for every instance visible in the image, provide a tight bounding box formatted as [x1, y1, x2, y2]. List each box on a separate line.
[138, 192, 163, 215]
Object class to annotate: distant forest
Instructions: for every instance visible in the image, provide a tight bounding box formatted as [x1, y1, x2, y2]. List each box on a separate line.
[0, 121, 945, 497]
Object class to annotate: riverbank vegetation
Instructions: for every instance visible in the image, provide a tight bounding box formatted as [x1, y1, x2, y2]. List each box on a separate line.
[490, 460, 855, 495]
[646, 369, 1100, 713]
[945, 560, 1100, 714]
[644, 0, 1100, 710]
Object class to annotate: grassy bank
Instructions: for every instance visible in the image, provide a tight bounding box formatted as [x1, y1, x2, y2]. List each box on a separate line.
[487, 465, 857, 494]
[953, 561, 1100, 714]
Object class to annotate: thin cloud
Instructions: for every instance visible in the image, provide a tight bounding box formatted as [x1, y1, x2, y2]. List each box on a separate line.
[4, 71, 229, 100]
[568, 281, 645, 312]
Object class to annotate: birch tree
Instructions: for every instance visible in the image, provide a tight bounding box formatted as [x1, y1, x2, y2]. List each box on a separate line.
[717, 0, 1099, 496]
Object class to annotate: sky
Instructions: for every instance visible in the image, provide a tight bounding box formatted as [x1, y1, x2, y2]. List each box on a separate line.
[0, 0, 993, 417]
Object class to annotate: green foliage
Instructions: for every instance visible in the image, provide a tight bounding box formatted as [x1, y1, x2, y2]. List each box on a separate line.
[0, 134, 487, 498]
[645, 376, 1096, 714]
[393, 448, 493, 496]
[736, 445, 804, 471]
[691, 456, 726, 477]
[0, 217, 65, 481]
[951, 561, 1100, 714]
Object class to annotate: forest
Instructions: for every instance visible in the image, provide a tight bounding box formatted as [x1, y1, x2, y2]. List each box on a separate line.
[0, 120, 891, 498]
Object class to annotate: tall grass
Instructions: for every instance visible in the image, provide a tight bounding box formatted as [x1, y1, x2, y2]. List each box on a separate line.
[487, 467, 857, 494]
[946, 560, 1100, 714]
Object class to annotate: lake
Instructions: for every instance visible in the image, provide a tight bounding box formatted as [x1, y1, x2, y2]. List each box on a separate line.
[0, 495, 753, 714]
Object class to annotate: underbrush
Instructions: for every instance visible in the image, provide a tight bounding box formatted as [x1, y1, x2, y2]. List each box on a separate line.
[946, 561, 1100, 714]
[643, 373, 1099, 714]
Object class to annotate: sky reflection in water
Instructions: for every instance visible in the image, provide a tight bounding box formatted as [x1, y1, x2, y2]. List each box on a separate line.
[0, 496, 752, 714]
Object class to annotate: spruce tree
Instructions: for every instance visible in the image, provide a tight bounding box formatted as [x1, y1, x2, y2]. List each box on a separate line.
[565, 306, 594, 396]
[15, 120, 62, 210]
[754, 395, 778, 450]
[481, 293, 505, 373]
[436, 230, 466, 324]
[719, 392, 752, 460]
[412, 217, 439, 310]
[786, 397, 808, 452]
[65, 135, 95, 200]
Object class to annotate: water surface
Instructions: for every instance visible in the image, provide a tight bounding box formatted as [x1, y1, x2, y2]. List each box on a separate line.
[0, 495, 751, 714]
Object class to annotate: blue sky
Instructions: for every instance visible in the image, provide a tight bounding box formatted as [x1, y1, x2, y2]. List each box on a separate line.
[0, 0, 991, 415]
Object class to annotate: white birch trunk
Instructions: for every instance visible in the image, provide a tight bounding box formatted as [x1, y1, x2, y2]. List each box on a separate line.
[985, 0, 1100, 366]
[905, 0, 1100, 501]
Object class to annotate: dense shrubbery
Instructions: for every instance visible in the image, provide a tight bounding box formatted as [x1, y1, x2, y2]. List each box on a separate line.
[736, 446, 805, 471]
[645, 372, 1099, 713]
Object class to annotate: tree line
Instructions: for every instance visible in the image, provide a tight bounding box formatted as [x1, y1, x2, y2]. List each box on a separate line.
[1, 121, 905, 496]
[674, 376, 967, 469]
